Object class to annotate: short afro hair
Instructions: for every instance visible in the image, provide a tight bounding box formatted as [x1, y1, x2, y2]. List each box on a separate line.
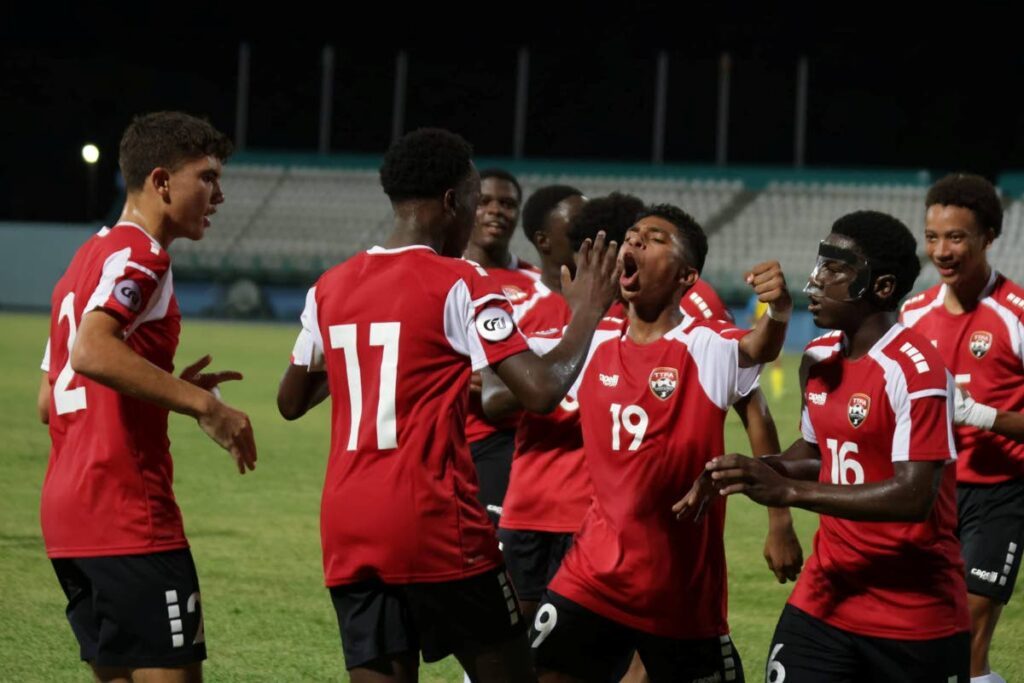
[637, 204, 708, 274]
[926, 173, 1003, 239]
[119, 112, 233, 191]
[380, 128, 474, 203]
[830, 210, 921, 309]
[521, 185, 583, 244]
[569, 192, 645, 250]
[479, 168, 522, 202]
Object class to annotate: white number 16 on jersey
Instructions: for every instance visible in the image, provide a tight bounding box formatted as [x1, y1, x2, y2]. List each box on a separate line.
[328, 322, 400, 450]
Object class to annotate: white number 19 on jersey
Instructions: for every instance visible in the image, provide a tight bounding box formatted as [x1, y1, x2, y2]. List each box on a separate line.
[329, 322, 400, 450]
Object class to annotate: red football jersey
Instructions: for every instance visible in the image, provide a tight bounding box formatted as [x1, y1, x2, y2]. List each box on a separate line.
[790, 324, 969, 639]
[292, 245, 529, 586]
[464, 256, 541, 444]
[549, 318, 760, 638]
[680, 278, 733, 326]
[499, 281, 592, 533]
[901, 272, 1024, 484]
[40, 222, 185, 558]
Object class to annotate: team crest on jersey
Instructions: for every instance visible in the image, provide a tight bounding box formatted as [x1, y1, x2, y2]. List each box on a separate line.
[501, 285, 528, 304]
[649, 367, 679, 400]
[847, 393, 870, 428]
[969, 331, 992, 359]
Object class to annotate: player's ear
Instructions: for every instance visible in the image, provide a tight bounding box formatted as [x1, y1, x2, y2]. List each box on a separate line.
[442, 188, 457, 216]
[150, 168, 171, 203]
[678, 265, 698, 289]
[873, 273, 896, 303]
[533, 229, 550, 253]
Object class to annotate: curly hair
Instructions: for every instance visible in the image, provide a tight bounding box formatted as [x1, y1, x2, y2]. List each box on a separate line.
[119, 112, 233, 191]
[569, 192, 645, 250]
[379, 128, 474, 203]
[926, 173, 1003, 238]
[521, 185, 583, 244]
[830, 210, 921, 309]
[637, 203, 708, 274]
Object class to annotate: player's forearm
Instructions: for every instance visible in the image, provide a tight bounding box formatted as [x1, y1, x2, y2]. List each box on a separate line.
[737, 391, 780, 455]
[991, 409, 1024, 441]
[785, 464, 942, 522]
[737, 314, 788, 367]
[758, 454, 821, 481]
[72, 331, 214, 419]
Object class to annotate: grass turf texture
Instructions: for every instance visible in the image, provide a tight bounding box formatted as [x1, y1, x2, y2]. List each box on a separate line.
[0, 311, 1019, 681]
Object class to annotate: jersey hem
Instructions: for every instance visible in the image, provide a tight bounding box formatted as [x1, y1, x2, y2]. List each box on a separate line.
[787, 598, 969, 640]
[45, 539, 189, 559]
[324, 557, 502, 587]
[499, 518, 582, 533]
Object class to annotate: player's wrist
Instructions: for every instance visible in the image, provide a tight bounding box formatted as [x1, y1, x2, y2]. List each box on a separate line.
[766, 302, 791, 323]
[966, 402, 997, 430]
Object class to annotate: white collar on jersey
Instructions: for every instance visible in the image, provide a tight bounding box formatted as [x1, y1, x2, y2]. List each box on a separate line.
[100, 222, 162, 252]
[367, 244, 437, 255]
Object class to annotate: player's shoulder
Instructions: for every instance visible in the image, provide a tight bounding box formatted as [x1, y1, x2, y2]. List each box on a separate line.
[96, 223, 169, 268]
[877, 325, 947, 391]
[681, 279, 731, 322]
[987, 273, 1024, 323]
[676, 317, 747, 344]
[899, 284, 943, 322]
[802, 330, 843, 365]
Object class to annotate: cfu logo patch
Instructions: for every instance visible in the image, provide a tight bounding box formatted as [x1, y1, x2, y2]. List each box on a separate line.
[501, 285, 528, 304]
[969, 331, 992, 359]
[649, 367, 679, 400]
[114, 279, 142, 312]
[476, 307, 516, 342]
[848, 393, 870, 428]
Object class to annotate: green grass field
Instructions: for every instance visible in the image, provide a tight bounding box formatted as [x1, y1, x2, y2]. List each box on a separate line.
[1, 311, 1020, 681]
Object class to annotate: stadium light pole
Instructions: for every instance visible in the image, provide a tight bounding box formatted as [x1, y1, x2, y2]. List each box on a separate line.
[82, 144, 100, 220]
[513, 47, 529, 160]
[391, 51, 408, 145]
[235, 43, 250, 152]
[715, 53, 731, 167]
[652, 50, 669, 165]
[794, 56, 809, 169]
[319, 45, 335, 155]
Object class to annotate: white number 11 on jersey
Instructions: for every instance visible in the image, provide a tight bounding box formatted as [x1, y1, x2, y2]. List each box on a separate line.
[328, 322, 400, 450]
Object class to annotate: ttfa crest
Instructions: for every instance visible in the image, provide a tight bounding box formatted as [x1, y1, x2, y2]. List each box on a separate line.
[969, 331, 992, 359]
[649, 367, 679, 400]
[848, 393, 870, 428]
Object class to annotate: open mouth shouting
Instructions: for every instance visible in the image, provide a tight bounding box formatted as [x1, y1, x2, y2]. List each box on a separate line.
[620, 250, 640, 292]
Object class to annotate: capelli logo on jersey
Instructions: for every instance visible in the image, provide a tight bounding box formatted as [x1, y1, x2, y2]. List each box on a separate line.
[807, 391, 827, 406]
[969, 331, 992, 359]
[501, 285, 528, 304]
[599, 373, 619, 387]
[649, 367, 679, 400]
[848, 393, 870, 428]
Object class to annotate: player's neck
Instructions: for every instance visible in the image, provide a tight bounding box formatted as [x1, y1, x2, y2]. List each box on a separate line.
[627, 302, 683, 344]
[117, 199, 172, 248]
[842, 311, 898, 360]
[464, 243, 511, 269]
[539, 259, 563, 292]
[386, 208, 447, 254]
[943, 264, 992, 314]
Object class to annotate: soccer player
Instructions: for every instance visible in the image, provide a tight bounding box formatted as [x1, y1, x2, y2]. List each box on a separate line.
[698, 211, 970, 681]
[900, 173, 1024, 683]
[462, 168, 540, 524]
[276, 129, 621, 683]
[39, 112, 257, 683]
[528, 204, 791, 683]
[486, 185, 590, 625]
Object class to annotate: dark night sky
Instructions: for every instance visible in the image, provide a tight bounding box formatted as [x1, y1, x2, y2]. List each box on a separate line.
[5, 3, 1024, 222]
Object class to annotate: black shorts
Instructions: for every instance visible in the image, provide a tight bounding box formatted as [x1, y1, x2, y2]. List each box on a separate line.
[531, 591, 743, 683]
[768, 604, 969, 682]
[329, 565, 526, 670]
[958, 478, 1024, 603]
[470, 429, 516, 525]
[498, 528, 574, 602]
[51, 548, 206, 668]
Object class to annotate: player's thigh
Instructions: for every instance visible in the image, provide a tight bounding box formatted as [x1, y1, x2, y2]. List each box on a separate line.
[52, 557, 101, 662]
[544, 533, 575, 586]
[767, 605, 859, 683]
[636, 632, 743, 683]
[857, 630, 970, 682]
[958, 480, 1024, 603]
[114, 662, 203, 683]
[329, 580, 418, 672]
[499, 528, 555, 603]
[530, 591, 635, 682]
[74, 549, 206, 669]
[404, 566, 527, 666]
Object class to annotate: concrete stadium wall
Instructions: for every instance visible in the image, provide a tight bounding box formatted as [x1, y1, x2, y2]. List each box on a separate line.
[0, 222, 95, 309]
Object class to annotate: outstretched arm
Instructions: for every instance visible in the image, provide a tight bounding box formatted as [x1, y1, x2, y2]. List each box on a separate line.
[737, 261, 791, 367]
